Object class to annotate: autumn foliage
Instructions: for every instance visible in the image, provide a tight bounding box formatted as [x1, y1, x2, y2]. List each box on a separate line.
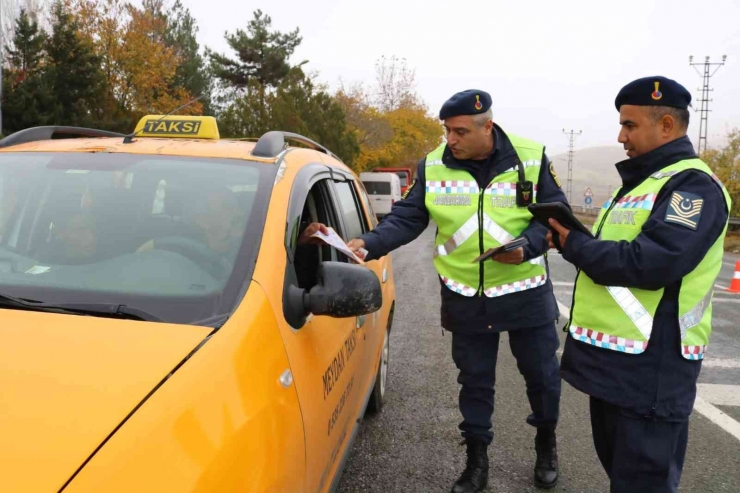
[1, 5, 441, 169]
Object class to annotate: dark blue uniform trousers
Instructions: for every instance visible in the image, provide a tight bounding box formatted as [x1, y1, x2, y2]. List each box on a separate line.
[451, 322, 561, 445]
[590, 397, 688, 493]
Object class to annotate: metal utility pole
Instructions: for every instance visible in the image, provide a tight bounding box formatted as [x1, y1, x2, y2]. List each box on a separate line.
[562, 129, 582, 203]
[689, 55, 726, 155]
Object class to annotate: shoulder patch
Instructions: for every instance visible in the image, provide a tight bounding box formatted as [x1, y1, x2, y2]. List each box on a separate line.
[665, 191, 703, 230]
[402, 179, 416, 200]
[549, 162, 562, 188]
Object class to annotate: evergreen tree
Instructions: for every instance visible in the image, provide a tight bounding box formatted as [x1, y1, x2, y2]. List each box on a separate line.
[45, 1, 105, 127]
[6, 8, 45, 73]
[2, 8, 49, 133]
[209, 9, 301, 89]
[163, 0, 213, 114]
[219, 69, 359, 165]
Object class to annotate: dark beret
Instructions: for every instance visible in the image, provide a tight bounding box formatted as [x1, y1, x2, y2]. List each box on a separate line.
[615, 76, 692, 111]
[439, 90, 492, 120]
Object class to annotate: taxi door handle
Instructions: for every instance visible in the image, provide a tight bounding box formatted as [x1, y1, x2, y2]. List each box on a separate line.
[356, 315, 366, 329]
[382, 268, 388, 284]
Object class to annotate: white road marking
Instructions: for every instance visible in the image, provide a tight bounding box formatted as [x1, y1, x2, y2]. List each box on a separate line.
[712, 298, 740, 304]
[702, 358, 740, 369]
[556, 296, 740, 442]
[698, 384, 740, 406]
[552, 281, 575, 287]
[557, 301, 571, 321]
[714, 284, 738, 293]
[693, 396, 740, 442]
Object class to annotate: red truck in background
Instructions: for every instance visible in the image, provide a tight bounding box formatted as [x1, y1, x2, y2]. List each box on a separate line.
[371, 167, 413, 195]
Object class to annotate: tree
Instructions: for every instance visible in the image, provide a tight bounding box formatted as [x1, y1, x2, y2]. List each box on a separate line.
[335, 57, 441, 173]
[219, 68, 359, 165]
[703, 128, 740, 217]
[6, 7, 45, 72]
[45, 1, 105, 127]
[336, 82, 392, 149]
[1, 7, 49, 133]
[0, 0, 20, 49]
[163, 0, 213, 114]
[374, 55, 419, 112]
[209, 10, 302, 91]
[69, 0, 202, 131]
[271, 70, 359, 165]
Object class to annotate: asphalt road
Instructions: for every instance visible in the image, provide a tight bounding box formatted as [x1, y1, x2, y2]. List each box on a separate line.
[336, 225, 740, 493]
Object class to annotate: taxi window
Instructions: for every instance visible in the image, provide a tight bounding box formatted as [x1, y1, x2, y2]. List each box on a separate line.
[334, 181, 367, 242]
[355, 181, 378, 228]
[0, 152, 275, 326]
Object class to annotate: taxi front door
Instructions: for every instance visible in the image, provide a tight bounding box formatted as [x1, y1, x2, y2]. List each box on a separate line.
[276, 174, 373, 493]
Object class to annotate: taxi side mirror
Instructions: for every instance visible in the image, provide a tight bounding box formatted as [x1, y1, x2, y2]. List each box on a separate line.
[285, 261, 382, 328]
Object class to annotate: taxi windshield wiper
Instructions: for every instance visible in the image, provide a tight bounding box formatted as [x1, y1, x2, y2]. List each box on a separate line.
[0, 293, 162, 322]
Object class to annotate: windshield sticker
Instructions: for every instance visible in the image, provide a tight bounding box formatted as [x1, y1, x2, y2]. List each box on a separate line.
[25, 265, 51, 275]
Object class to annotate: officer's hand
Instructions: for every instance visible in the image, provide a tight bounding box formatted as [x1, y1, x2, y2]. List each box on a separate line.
[298, 223, 329, 245]
[547, 219, 570, 250]
[492, 247, 524, 265]
[347, 238, 367, 260]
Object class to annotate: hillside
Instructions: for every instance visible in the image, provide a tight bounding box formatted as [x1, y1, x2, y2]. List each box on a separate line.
[550, 146, 626, 208]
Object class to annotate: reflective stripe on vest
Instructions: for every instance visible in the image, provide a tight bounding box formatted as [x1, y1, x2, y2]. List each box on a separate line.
[607, 286, 654, 340]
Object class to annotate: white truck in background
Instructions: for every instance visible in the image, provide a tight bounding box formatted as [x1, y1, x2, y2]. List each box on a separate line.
[360, 172, 402, 219]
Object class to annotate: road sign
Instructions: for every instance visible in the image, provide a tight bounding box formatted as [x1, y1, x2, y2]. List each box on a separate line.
[584, 187, 593, 197]
[585, 197, 593, 206]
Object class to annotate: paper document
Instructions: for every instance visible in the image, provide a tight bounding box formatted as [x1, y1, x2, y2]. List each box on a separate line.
[310, 227, 366, 265]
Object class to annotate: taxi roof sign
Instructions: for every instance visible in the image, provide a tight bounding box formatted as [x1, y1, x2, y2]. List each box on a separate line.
[133, 115, 220, 140]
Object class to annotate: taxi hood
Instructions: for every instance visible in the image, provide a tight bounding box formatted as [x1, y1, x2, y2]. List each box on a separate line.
[0, 309, 212, 492]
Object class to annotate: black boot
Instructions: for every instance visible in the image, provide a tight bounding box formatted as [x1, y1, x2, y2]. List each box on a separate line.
[451, 437, 489, 493]
[534, 428, 559, 489]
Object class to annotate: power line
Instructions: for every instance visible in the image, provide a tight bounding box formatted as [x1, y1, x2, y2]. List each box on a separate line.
[689, 55, 726, 155]
[562, 129, 582, 203]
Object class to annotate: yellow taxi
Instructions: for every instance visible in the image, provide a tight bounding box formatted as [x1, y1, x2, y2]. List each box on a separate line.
[0, 116, 396, 492]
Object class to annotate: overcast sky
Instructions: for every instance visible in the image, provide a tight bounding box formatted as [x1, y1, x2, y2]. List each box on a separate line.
[180, 0, 740, 156]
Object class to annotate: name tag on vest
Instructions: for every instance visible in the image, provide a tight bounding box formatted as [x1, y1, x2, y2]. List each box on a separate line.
[433, 195, 472, 206]
[608, 210, 637, 225]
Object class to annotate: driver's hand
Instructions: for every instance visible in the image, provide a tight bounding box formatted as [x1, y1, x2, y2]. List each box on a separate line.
[137, 239, 155, 253]
[298, 223, 329, 245]
[347, 238, 367, 260]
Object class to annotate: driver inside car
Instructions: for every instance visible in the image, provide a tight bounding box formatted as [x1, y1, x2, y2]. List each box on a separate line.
[39, 211, 100, 265]
[137, 186, 245, 277]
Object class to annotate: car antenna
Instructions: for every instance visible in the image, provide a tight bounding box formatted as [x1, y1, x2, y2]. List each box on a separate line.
[122, 94, 207, 144]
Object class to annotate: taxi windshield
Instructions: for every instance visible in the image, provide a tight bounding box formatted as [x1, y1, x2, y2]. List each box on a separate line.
[0, 152, 275, 326]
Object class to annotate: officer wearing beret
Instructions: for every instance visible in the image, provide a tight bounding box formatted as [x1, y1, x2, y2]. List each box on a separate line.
[548, 76, 731, 493]
[347, 90, 569, 492]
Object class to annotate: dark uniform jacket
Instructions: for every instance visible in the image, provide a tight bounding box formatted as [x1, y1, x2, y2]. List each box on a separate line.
[560, 136, 729, 420]
[360, 124, 568, 333]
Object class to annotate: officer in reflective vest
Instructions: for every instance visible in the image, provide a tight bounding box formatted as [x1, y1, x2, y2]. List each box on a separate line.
[348, 90, 569, 492]
[548, 76, 731, 493]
